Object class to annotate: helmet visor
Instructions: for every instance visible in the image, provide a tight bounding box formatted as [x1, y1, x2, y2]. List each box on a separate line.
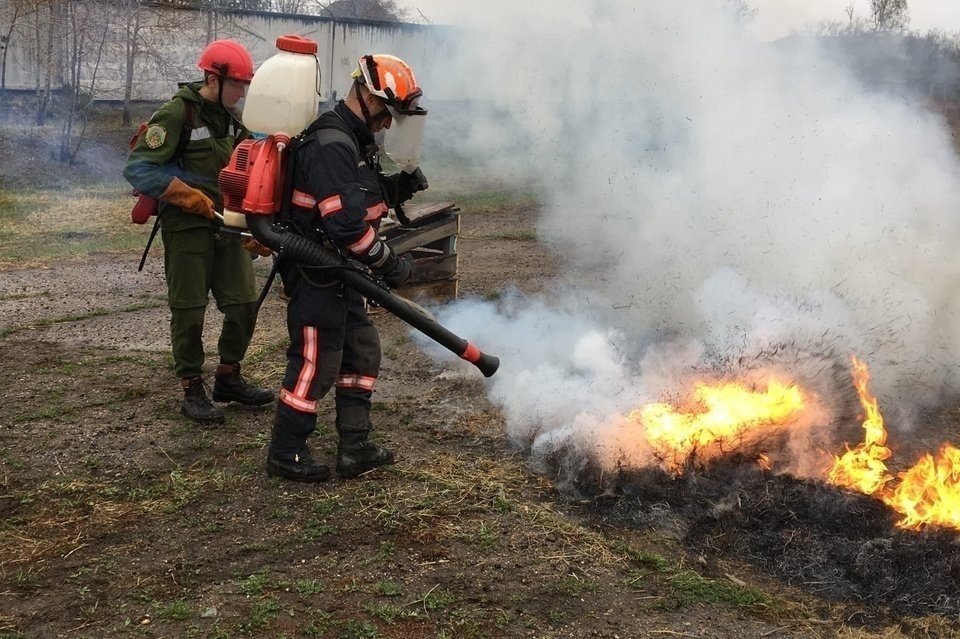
[387, 88, 422, 114]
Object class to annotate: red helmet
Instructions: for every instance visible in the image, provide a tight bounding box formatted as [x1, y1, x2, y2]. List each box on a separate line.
[354, 54, 422, 112]
[197, 39, 254, 83]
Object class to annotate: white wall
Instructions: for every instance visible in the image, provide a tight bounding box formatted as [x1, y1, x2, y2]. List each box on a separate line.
[0, 4, 453, 102]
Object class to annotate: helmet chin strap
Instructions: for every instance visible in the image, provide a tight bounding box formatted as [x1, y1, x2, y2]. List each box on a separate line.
[212, 68, 243, 127]
[356, 83, 390, 131]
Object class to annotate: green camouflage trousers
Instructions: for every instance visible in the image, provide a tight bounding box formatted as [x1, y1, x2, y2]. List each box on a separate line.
[161, 226, 259, 378]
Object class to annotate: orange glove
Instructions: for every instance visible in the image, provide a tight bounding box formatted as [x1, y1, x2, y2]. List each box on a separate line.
[242, 237, 273, 257]
[161, 177, 215, 219]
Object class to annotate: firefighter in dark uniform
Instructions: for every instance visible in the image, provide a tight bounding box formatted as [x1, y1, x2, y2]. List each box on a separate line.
[266, 54, 429, 482]
[124, 39, 274, 424]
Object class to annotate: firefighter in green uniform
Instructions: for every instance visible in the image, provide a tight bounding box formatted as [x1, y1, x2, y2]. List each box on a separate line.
[124, 39, 274, 424]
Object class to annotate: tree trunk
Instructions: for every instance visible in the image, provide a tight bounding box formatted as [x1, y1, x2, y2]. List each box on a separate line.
[122, 4, 140, 127]
[35, 1, 56, 127]
[1, 5, 22, 94]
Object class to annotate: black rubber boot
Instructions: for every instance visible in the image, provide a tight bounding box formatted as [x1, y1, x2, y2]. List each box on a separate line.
[266, 447, 331, 483]
[180, 377, 225, 424]
[336, 405, 394, 478]
[212, 363, 275, 406]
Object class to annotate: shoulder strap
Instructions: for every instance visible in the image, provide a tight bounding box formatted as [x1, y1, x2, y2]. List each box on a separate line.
[278, 116, 359, 227]
[303, 115, 360, 162]
[174, 99, 195, 168]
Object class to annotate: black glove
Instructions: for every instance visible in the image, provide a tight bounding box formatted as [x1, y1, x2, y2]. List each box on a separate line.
[378, 251, 413, 288]
[395, 167, 429, 204]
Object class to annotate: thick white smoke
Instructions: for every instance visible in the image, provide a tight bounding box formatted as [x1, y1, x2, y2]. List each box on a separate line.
[417, 0, 960, 480]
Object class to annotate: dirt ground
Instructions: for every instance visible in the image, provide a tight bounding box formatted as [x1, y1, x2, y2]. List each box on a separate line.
[5, 205, 960, 639]
[2, 102, 960, 637]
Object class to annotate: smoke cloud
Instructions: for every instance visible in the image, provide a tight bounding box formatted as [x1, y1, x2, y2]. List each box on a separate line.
[417, 0, 960, 481]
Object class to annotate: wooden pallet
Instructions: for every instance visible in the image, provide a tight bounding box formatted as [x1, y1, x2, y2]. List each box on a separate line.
[381, 201, 459, 301]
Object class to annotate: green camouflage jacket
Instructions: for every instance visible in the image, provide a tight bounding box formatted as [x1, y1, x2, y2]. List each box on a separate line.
[123, 81, 250, 232]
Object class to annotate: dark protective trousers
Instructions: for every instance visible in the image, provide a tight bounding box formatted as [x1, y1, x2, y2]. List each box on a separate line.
[162, 226, 259, 378]
[270, 264, 381, 459]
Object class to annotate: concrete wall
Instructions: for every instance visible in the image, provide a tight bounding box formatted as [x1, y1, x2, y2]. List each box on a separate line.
[0, 3, 454, 102]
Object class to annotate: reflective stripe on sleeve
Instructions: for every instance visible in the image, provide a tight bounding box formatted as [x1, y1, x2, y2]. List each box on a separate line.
[318, 194, 344, 218]
[292, 189, 316, 208]
[347, 226, 377, 255]
[365, 202, 388, 221]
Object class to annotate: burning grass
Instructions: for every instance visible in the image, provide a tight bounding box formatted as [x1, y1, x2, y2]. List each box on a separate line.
[566, 354, 960, 619]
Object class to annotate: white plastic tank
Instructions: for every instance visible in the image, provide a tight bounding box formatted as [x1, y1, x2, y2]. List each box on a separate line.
[242, 35, 320, 136]
[383, 107, 428, 172]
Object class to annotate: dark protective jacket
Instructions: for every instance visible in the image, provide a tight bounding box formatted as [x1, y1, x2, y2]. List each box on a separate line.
[123, 81, 249, 233]
[287, 101, 404, 263]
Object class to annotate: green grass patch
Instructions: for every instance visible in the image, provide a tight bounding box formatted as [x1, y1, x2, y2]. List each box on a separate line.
[0, 187, 32, 228]
[462, 522, 498, 551]
[238, 571, 271, 597]
[157, 598, 192, 620]
[440, 189, 538, 212]
[236, 597, 281, 635]
[555, 575, 599, 597]
[337, 619, 379, 638]
[667, 570, 771, 608]
[295, 578, 325, 597]
[461, 228, 537, 241]
[0, 182, 148, 264]
[412, 586, 456, 612]
[363, 602, 407, 624]
[374, 580, 404, 597]
[611, 540, 775, 611]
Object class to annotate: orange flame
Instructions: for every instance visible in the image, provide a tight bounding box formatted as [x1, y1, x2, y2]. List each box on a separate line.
[827, 356, 960, 531]
[885, 447, 960, 529]
[827, 357, 892, 494]
[629, 379, 805, 471]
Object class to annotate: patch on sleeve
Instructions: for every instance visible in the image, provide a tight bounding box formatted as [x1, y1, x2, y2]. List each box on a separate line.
[144, 124, 167, 149]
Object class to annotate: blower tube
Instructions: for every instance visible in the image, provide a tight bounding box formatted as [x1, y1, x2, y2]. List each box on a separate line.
[247, 215, 500, 377]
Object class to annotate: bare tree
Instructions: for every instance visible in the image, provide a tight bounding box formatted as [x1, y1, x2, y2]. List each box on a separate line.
[58, 1, 111, 162]
[0, 0, 28, 94]
[871, 0, 909, 31]
[119, 0, 145, 125]
[322, 0, 408, 22]
[35, 0, 57, 126]
[844, 3, 855, 26]
[270, 0, 318, 13]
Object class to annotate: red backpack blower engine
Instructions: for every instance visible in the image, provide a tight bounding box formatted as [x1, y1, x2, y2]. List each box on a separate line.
[218, 134, 289, 223]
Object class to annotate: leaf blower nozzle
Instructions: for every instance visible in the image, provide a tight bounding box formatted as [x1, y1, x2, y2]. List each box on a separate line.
[246, 216, 500, 377]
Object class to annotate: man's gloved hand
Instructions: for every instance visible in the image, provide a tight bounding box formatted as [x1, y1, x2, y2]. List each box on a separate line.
[161, 177, 216, 219]
[395, 167, 429, 204]
[241, 237, 273, 257]
[378, 251, 414, 288]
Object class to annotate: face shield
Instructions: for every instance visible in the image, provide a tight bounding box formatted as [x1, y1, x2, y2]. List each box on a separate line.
[382, 103, 428, 173]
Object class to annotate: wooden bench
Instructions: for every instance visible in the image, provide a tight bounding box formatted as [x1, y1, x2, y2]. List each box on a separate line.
[381, 201, 459, 301]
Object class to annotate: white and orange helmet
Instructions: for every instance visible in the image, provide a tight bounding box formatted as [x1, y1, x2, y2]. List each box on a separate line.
[353, 54, 423, 113]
